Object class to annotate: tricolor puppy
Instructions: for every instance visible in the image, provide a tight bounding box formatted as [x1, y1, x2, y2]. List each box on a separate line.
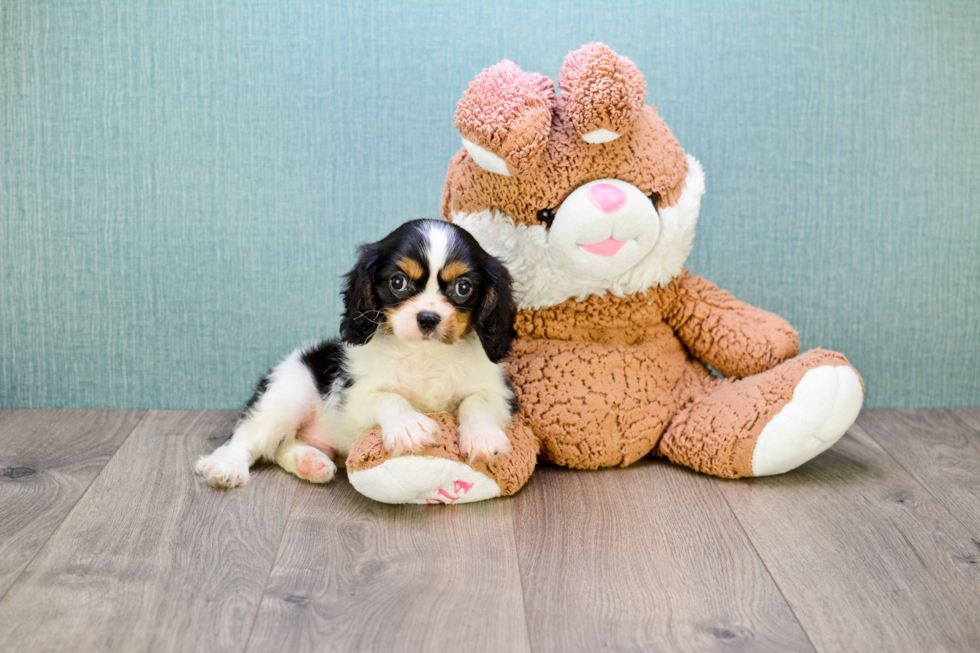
[195, 219, 517, 488]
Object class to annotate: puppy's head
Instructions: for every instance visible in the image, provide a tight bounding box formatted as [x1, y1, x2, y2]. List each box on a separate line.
[340, 220, 515, 362]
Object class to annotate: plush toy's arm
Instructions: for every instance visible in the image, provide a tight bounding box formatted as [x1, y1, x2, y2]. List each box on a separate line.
[661, 271, 799, 378]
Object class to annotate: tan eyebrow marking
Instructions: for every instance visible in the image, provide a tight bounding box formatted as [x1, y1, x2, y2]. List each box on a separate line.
[439, 260, 470, 281]
[396, 257, 424, 280]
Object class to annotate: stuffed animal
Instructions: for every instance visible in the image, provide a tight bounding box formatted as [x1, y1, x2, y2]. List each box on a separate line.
[346, 43, 864, 504]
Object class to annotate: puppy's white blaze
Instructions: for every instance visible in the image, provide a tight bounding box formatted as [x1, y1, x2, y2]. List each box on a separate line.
[386, 223, 459, 341]
[423, 222, 451, 293]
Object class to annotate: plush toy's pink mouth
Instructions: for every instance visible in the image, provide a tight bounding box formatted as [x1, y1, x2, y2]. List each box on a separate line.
[579, 237, 626, 256]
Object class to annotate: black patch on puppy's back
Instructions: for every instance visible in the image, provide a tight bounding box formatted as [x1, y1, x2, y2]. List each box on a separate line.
[300, 340, 348, 397]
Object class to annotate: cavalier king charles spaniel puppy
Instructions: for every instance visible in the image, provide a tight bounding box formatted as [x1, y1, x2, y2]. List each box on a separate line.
[196, 219, 517, 488]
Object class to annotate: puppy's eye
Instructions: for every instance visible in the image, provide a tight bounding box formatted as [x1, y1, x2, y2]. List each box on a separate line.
[453, 278, 472, 299]
[390, 273, 409, 293]
[537, 208, 556, 228]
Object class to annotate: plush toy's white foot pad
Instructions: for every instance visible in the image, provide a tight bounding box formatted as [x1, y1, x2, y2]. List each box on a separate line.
[349, 456, 500, 505]
[751, 365, 864, 477]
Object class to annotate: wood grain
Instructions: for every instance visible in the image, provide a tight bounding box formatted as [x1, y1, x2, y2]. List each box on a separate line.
[715, 428, 980, 652]
[3, 408, 980, 651]
[0, 410, 296, 653]
[511, 461, 813, 653]
[247, 473, 532, 653]
[951, 407, 980, 431]
[857, 409, 980, 534]
[0, 409, 144, 600]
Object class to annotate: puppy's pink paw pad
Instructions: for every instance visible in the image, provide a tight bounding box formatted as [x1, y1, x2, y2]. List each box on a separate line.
[291, 448, 336, 484]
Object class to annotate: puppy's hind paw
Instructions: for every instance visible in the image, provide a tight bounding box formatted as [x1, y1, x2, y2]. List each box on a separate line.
[459, 423, 512, 463]
[287, 445, 337, 484]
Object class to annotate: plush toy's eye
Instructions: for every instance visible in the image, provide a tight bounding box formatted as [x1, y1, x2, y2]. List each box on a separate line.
[582, 128, 621, 144]
[537, 208, 556, 228]
[390, 273, 409, 294]
[453, 278, 472, 299]
[461, 138, 511, 177]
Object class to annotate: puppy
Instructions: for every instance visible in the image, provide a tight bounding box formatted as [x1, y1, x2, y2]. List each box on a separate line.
[195, 219, 517, 488]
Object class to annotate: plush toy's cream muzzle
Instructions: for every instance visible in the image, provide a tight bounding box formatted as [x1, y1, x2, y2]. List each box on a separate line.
[548, 178, 661, 280]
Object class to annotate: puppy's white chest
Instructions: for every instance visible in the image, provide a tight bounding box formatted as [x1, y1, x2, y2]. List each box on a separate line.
[349, 337, 477, 413]
[382, 348, 463, 412]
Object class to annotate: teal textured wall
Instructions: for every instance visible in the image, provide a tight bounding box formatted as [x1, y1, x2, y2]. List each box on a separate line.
[1, 1, 978, 409]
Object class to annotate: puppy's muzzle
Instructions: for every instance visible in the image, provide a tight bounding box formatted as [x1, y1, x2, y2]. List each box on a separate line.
[416, 311, 441, 335]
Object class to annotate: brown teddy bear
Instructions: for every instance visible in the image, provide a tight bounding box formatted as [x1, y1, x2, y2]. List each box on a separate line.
[346, 43, 864, 504]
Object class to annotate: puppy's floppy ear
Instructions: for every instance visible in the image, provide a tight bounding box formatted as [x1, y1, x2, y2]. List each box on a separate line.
[340, 242, 383, 345]
[473, 256, 516, 363]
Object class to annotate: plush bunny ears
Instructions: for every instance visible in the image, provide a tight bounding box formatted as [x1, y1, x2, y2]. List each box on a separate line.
[454, 43, 647, 176]
[454, 61, 556, 177]
[558, 43, 646, 144]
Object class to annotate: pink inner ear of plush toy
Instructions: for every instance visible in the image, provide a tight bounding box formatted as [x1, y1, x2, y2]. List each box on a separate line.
[558, 42, 646, 141]
[454, 60, 554, 176]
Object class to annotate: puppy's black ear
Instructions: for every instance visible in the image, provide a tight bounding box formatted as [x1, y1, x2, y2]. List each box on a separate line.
[340, 242, 383, 345]
[473, 256, 516, 363]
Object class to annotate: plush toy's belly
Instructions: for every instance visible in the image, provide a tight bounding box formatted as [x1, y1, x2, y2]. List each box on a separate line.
[508, 332, 704, 469]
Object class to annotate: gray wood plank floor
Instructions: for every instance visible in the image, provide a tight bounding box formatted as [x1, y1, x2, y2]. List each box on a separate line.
[0, 408, 977, 652]
[0, 410, 145, 600]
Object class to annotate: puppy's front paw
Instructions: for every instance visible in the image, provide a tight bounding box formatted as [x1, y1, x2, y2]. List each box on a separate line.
[195, 447, 250, 489]
[382, 412, 441, 455]
[459, 423, 511, 463]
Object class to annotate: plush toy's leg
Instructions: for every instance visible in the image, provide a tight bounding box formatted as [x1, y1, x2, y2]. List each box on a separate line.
[657, 349, 864, 478]
[346, 413, 539, 504]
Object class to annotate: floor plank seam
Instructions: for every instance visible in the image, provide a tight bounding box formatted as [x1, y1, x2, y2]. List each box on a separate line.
[0, 409, 148, 607]
[947, 410, 980, 438]
[508, 499, 536, 653]
[856, 421, 980, 539]
[709, 480, 819, 653]
[242, 479, 302, 653]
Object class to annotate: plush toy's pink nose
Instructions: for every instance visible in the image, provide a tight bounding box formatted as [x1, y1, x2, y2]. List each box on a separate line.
[588, 183, 626, 213]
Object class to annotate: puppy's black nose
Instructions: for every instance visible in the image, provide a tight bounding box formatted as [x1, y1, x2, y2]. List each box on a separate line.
[416, 312, 441, 333]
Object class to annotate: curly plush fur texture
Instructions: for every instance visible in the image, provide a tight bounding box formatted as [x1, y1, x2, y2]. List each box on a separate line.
[347, 43, 864, 503]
